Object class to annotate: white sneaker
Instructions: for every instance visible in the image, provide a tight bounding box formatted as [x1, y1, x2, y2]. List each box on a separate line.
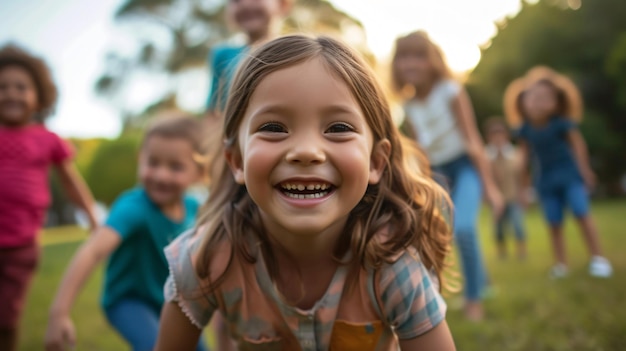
[549, 263, 569, 279]
[589, 256, 613, 278]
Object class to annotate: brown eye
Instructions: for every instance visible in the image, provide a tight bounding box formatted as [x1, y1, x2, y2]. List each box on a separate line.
[258, 122, 287, 133]
[326, 122, 354, 133]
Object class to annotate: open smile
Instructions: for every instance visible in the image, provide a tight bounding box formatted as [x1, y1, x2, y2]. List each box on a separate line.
[276, 181, 335, 200]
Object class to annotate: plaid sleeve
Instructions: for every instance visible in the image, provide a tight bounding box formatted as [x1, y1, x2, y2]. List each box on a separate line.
[377, 248, 446, 340]
[164, 229, 217, 329]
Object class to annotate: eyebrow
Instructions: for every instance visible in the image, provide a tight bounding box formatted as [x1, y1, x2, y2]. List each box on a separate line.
[249, 104, 362, 118]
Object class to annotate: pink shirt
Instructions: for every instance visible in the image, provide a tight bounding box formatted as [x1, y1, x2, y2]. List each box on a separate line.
[0, 124, 72, 248]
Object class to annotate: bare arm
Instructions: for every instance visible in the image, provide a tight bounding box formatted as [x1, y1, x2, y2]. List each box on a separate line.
[451, 88, 504, 215]
[155, 302, 204, 351]
[45, 227, 122, 351]
[567, 129, 596, 189]
[516, 141, 532, 208]
[55, 161, 98, 230]
[398, 321, 456, 351]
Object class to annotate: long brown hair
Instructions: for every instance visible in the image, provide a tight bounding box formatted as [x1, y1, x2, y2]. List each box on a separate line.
[197, 35, 452, 292]
[391, 31, 452, 94]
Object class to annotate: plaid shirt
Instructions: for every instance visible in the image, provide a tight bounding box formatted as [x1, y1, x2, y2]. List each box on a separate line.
[164, 229, 446, 351]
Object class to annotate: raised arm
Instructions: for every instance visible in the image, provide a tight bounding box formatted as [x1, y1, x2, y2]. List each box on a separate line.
[45, 227, 121, 351]
[451, 88, 504, 216]
[567, 129, 596, 189]
[55, 161, 98, 231]
[155, 302, 204, 351]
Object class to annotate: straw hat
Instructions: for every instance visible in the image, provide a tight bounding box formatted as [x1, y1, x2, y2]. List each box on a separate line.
[503, 66, 583, 128]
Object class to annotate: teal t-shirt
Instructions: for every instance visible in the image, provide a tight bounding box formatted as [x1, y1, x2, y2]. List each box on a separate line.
[101, 187, 199, 312]
[206, 44, 248, 112]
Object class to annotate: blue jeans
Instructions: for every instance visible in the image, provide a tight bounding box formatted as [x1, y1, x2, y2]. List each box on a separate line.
[105, 299, 208, 351]
[496, 202, 526, 243]
[538, 180, 589, 225]
[434, 155, 485, 301]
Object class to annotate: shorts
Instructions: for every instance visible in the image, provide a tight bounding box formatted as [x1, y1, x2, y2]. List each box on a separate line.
[538, 180, 590, 225]
[0, 243, 40, 329]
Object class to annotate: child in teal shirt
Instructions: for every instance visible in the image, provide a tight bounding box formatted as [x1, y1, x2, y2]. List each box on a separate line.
[45, 116, 209, 351]
[206, 0, 292, 114]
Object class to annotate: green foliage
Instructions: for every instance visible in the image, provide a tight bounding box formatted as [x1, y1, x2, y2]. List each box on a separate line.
[69, 138, 107, 176]
[468, 0, 626, 187]
[85, 135, 140, 206]
[605, 33, 626, 109]
[97, 0, 367, 125]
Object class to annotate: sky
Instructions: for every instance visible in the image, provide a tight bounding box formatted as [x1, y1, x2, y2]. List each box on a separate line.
[0, 0, 523, 139]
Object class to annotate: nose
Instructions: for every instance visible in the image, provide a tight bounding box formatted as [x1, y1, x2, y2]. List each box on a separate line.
[285, 133, 326, 166]
[152, 165, 170, 182]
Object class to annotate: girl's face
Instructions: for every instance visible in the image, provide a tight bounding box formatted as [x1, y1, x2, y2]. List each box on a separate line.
[226, 0, 285, 40]
[394, 45, 433, 88]
[0, 65, 38, 126]
[227, 58, 388, 240]
[522, 82, 559, 123]
[138, 136, 201, 208]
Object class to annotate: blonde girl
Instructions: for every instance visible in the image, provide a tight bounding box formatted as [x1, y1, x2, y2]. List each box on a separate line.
[156, 35, 456, 350]
[504, 66, 612, 279]
[391, 31, 503, 321]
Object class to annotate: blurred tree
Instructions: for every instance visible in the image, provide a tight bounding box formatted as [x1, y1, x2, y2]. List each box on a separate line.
[467, 0, 626, 194]
[95, 0, 368, 129]
[85, 136, 140, 206]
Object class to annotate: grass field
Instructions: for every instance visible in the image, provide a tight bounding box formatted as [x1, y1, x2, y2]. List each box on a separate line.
[19, 201, 626, 350]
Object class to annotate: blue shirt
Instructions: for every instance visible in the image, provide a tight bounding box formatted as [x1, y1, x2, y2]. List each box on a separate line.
[517, 117, 582, 191]
[101, 187, 199, 311]
[206, 44, 248, 112]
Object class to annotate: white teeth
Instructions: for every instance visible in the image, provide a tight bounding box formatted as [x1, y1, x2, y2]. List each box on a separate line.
[285, 190, 329, 199]
[281, 183, 331, 189]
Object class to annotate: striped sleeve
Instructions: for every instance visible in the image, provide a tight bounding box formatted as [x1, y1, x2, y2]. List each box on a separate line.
[163, 229, 217, 329]
[376, 248, 446, 340]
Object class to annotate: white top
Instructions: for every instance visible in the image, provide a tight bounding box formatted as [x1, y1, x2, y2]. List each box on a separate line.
[404, 79, 466, 166]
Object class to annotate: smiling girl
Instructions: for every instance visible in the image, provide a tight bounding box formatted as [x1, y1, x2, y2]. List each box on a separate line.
[156, 35, 456, 351]
[45, 116, 209, 351]
[504, 66, 612, 279]
[0, 44, 98, 351]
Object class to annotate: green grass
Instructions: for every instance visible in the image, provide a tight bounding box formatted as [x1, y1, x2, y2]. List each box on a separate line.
[20, 201, 626, 350]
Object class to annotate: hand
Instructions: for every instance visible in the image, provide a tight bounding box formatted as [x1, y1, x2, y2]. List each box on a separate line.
[582, 168, 597, 191]
[518, 189, 531, 210]
[486, 186, 505, 219]
[45, 315, 76, 351]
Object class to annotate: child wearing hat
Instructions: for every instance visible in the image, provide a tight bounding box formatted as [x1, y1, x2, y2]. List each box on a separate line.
[504, 66, 612, 279]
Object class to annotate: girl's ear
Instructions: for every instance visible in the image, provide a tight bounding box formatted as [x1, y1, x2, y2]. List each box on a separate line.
[225, 147, 245, 185]
[369, 139, 391, 184]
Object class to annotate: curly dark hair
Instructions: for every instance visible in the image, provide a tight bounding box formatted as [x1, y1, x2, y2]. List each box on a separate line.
[0, 43, 58, 120]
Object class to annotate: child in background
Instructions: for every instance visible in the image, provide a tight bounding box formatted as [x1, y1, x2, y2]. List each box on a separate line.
[391, 31, 503, 321]
[155, 35, 456, 350]
[0, 44, 98, 351]
[484, 117, 527, 260]
[206, 0, 292, 115]
[45, 117, 209, 351]
[504, 66, 612, 278]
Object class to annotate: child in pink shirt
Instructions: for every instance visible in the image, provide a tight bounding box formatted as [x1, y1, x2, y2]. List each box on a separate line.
[0, 44, 97, 351]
